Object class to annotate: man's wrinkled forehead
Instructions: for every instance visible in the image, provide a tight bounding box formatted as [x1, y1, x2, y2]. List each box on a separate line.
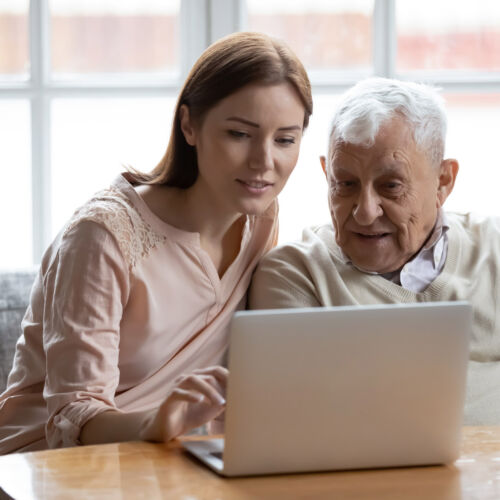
[327, 116, 418, 167]
[330, 142, 413, 178]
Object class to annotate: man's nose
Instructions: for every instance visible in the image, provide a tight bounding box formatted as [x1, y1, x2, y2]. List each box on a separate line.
[249, 140, 274, 171]
[352, 187, 383, 225]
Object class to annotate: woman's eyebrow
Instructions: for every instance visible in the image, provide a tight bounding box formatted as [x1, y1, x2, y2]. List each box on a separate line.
[226, 116, 259, 127]
[278, 125, 302, 131]
[225, 116, 302, 131]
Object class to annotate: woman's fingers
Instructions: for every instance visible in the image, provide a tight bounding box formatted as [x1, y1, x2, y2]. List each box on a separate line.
[176, 374, 226, 406]
[157, 366, 230, 441]
[162, 383, 226, 440]
[192, 366, 228, 389]
[168, 387, 206, 404]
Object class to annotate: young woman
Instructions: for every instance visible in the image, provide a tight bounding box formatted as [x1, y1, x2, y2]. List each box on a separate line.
[0, 32, 312, 453]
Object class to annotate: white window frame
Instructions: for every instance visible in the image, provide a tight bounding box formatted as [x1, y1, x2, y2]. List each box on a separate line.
[1, 0, 499, 265]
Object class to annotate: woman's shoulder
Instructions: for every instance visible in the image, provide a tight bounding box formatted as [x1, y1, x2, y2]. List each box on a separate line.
[63, 178, 166, 269]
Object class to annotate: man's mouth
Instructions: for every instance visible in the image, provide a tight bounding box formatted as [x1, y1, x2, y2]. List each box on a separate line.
[356, 232, 391, 239]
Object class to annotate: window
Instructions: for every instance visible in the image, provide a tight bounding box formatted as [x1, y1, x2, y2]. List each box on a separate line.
[246, 0, 373, 78]
[50, 97, 176, 232]
[49, 1, 181, 78]
[0, 0, 29, 79]
[1, 0, 188, 268]
[2, 0, 500, 269]
[0, 100, 31, 268]
[396, 0, 500, 73]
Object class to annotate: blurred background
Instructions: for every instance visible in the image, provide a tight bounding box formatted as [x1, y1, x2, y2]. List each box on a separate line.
[1, 0, 500, 269]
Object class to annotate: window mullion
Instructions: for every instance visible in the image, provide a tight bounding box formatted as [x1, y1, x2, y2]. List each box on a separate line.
[180, 0, 210, 80]
[373, 0, 396, 78]
[208, 0, 244, 43]
[29, 0, 51, 263]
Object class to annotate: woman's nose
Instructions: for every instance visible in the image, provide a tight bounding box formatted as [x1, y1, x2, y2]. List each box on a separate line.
[249, 141, 274, 171]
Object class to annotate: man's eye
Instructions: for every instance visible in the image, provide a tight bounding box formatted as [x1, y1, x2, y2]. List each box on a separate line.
[336, 180, 356, 188]
[382, 182, 403, 193]
[332, 180, 356, 195]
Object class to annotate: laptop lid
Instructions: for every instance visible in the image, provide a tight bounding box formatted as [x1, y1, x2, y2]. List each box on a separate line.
[184, 301, 471, 476]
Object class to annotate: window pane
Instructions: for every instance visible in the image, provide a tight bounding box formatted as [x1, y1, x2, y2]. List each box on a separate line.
[246, 0, 373, 77]
[278, 94, 336, 244]
[445, 93, 500, 216]
[0, 100, 32, 268]
[51, 97, 176, 236]
[49, 0, 181, 79]
[0, 0, 29, 79]
[397, 0, 500, 72]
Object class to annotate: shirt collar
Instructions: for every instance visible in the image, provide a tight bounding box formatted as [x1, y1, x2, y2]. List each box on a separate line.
[422, 209, 449, 252]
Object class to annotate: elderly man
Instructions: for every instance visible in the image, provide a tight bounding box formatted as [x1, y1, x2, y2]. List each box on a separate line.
[249, 77, 500, 425]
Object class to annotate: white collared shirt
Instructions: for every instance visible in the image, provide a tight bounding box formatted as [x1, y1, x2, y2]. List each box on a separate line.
[342, 209, 449, 293]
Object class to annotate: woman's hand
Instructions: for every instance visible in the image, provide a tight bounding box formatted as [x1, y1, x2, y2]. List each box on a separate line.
[141, 366, 228, 442]
[80, 366, 228, 445]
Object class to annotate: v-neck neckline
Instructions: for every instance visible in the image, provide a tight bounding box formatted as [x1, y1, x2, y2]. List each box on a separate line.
[114, 173, 253, 286]
[197, 216, 252, 287]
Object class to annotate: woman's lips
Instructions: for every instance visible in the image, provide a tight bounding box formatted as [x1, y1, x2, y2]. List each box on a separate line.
[236, 179, 273, 194]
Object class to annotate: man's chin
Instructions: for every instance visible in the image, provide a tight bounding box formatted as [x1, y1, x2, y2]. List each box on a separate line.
[347, 254, 400, 274]
[342, 238, 403, 274]
[353, 262, 386, 274]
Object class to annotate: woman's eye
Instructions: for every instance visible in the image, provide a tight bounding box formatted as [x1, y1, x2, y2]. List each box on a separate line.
[228, 130, 249, 139]
[276, 137, 296, 145]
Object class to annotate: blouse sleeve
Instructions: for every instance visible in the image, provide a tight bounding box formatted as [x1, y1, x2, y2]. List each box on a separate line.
[43, 220, 130, 448]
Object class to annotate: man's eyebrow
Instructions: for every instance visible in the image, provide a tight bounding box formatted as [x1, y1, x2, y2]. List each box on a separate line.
[376, 162, 407, 176]
[332, 165, 352, 174]
[225, 116, 301, 131]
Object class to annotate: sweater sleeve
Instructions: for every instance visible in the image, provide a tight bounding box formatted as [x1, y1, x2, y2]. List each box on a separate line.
[248, 244, 322, 310]
[42, 220, 130, 448]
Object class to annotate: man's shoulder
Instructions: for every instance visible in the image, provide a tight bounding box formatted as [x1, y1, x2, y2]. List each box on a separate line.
[250, 223, 337, 309]
[446, 211, 500, 235]
[264, 223, 336, 263]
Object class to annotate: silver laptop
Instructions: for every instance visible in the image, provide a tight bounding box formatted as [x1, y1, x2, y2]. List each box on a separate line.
[182, 301, 471, 476]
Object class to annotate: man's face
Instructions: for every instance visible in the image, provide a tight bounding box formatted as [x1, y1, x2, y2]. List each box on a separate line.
[324, 116, 445, 274]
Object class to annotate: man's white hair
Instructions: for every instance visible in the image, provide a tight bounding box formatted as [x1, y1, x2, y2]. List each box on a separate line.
[328, 77, 447, 168]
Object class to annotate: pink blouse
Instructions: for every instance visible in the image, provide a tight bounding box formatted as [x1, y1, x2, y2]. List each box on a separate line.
[0, 174, 278, 454]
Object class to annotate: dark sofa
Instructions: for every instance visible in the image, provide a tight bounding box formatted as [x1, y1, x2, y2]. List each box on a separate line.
[0, 269, 37, 393]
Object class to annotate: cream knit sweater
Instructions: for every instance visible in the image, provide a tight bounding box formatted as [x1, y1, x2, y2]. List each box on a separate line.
[249, 212, 500, 425]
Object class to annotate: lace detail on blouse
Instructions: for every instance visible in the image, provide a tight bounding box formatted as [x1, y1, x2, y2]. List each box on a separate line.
[64, 186, 166, 269]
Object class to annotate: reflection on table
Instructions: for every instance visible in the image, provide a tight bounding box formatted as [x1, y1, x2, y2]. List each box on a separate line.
[1, 426, 500, 499]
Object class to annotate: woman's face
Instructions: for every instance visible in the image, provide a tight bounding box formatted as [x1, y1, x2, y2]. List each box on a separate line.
[180, 82, 305, 217]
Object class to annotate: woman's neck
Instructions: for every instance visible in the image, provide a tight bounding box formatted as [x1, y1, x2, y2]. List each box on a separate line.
[135, 183, 246, 277]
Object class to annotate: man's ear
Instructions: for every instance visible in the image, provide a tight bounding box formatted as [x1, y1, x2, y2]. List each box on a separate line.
[179, 104, 197, 146]
[437, 158, 459, 207]
[320, 155, 328, 178]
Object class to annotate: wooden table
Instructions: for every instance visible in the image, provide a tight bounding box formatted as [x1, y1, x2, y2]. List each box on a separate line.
[0, 427, 500, 499]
